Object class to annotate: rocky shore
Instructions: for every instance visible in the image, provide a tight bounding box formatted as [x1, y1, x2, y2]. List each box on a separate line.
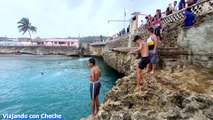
[0, 46, 79, 55]
[81, 65, 213, 120]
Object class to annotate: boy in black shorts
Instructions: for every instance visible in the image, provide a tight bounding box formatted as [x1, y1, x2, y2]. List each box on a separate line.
[128, 35, 150, 91]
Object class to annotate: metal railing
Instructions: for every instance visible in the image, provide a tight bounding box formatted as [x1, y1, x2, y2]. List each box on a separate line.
[161, 0, 213, 25]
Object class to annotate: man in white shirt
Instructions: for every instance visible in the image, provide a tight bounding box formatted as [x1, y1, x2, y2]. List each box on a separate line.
[173, 1, 178, 12]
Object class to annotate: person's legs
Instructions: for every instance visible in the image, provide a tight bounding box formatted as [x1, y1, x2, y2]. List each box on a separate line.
[95, 96, 99, 115]
[146, 64, 150, 73]
[91, 99, 95, 116]
[135, 67, 142, 91]
[157, 36, 160, 41]
[134, 62, 138, 70]
[94, 82, 101, 115]
[156, 27, 161, 41]
[150, 51, 157, 75]
[150, 64, 156, 74]
[136, 57, 150, 91]
[146, 51, 152, 73]
[90, 83, 95, 117]
[140, 72, 146, 85]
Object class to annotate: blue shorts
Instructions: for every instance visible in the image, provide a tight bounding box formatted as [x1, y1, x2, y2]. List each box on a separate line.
[90, 80, 101, 99]
[149, 50, 157, 64]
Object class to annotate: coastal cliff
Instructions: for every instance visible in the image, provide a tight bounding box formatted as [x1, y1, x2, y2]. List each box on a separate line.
[94, 66, 213, 120]
[81, 1, 213, 119]
[94, 48, 213, 120]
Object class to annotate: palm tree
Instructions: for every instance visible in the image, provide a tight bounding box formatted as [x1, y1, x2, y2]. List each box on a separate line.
[17, 18, 37, 43]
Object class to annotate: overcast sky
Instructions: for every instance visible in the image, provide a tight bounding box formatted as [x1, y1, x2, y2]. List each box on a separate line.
[0, 0, 174, 38]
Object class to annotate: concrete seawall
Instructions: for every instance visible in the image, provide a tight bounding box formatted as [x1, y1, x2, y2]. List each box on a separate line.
[0, 46, 79, 56]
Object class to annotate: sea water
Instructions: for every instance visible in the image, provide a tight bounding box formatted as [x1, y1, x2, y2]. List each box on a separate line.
[0, 55, 120, 120]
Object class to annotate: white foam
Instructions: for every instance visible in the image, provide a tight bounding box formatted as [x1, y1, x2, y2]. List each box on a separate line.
[78, 58, 90, 61]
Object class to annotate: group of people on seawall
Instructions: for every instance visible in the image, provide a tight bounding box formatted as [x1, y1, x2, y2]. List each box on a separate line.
[143, 0, 197, 39]
[107, 0, 197, 42]
[144, 0, 197, 33]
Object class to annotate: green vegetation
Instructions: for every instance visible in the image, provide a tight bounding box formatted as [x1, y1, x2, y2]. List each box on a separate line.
[17, 18, 37, 42]
[80, 36, 107, 44]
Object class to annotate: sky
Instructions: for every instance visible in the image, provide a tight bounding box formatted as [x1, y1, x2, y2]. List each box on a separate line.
[0, 0, 174, 38]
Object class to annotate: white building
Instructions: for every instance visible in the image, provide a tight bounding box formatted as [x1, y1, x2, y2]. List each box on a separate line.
[44, 38, 79, 48]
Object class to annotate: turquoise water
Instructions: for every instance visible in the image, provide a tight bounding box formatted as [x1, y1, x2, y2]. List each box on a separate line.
[0, 55, 120, 120]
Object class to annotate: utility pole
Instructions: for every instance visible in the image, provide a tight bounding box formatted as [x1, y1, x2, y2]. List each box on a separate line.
[124, 7, 126, 29]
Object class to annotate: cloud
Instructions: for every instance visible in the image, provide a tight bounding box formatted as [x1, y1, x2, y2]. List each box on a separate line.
[65, 0, 85, 9]
[0, 0, 173, 38]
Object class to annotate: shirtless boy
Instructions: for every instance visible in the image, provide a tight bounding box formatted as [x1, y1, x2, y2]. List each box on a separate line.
[127, 35, 150, 91]
[88, 58, 101, 118]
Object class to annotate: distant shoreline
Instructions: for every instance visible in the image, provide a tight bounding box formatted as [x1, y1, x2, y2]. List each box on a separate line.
[0, 53, 103, 58]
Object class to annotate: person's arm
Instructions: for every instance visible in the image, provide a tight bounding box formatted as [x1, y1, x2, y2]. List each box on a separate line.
[182, 13, 187, 26]
[89, 70, 95, 81]
[127, 43, 143, 55]
[152, 35, 158, 54]
[193, 15, 196, 24]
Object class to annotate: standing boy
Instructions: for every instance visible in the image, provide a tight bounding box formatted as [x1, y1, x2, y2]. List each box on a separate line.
[146, 27, 158, 75]
[88, 58, 101, 118]
[128, 35, 150, 91]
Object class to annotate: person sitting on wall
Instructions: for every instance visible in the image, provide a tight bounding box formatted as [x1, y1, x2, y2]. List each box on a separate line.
[183, 8, 195, 27]
[145, 15, 152, 28]
[178, 0, 186, 10]
[166, 3, 173, 16]
[153, 15, 161, 41]
[141, 20, 144, 28]
[173, 1, 178, 12]
[187, 0, 197, 7]
[149, 15, 154, 26]
[127, 25, 130, 33]
[122, 28, 126, 35]
[145, 16, 150, 28]
[156, 9, 162, 19]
